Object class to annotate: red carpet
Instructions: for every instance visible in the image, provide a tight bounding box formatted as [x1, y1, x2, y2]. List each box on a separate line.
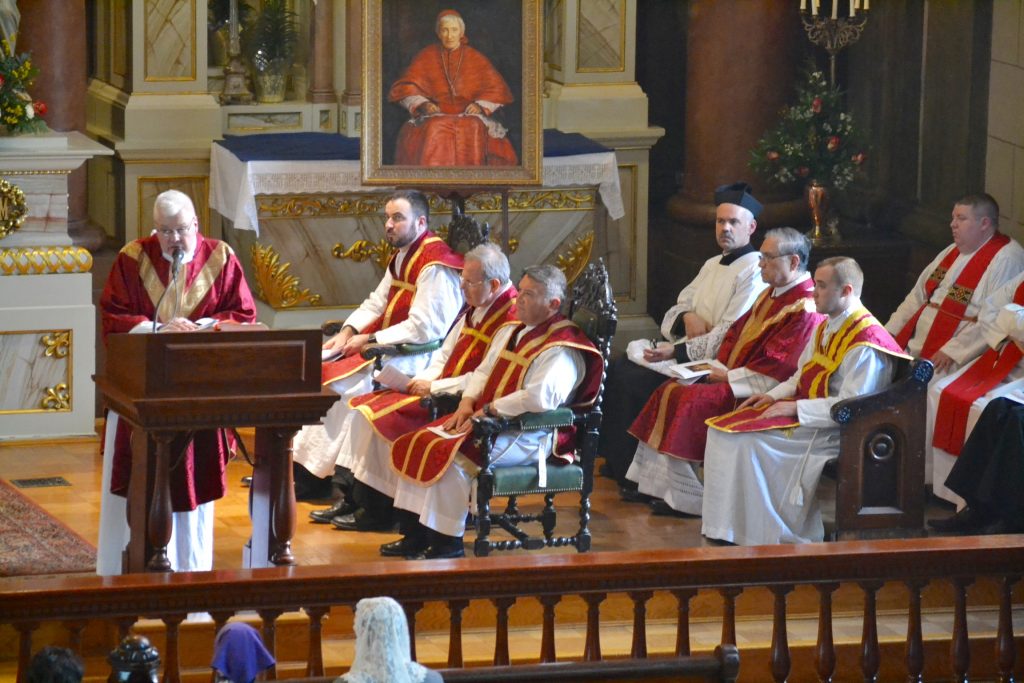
[0, 478, 95, 576]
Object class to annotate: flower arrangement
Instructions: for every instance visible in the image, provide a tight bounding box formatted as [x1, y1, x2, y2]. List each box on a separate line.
[0, 39, 46, 134]
[750, 65, 866, 190]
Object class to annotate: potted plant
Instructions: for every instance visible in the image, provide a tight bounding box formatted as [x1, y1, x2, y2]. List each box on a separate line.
[246, 0, 298, 103]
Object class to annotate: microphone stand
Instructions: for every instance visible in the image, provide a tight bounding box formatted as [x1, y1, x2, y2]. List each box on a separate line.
[151, 248, 184, 333]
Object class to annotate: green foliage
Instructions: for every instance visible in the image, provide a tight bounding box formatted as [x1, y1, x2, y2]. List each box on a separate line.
[0, 40, 46, 134]
[246, 0, 298, 71]
[750, 65, 867, 190]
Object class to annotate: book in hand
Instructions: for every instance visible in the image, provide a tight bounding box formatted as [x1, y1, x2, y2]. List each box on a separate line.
[669, 358, 728, 383]
[321, 347, 343, 362]
[426, 424, 468, 439]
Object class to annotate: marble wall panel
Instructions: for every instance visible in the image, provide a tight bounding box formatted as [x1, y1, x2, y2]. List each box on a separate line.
[577, 0, 625, 72]
[545, 0, 565, 71]
[0, 331, 71, 412]
[145, 0, 195, 81]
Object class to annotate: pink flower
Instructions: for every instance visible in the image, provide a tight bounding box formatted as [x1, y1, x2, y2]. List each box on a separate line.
[811, 97, 823, 114]
[766, 150, 780, 161]
[827, 136, 840, 152]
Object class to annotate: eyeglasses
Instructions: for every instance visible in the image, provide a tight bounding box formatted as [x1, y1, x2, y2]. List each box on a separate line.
[460, 278, 485, 288]
[758, 252, 793, 263]
[155, 218, 196, 238]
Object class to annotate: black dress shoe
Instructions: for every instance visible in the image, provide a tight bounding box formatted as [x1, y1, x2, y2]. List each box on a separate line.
[650, 499, 700, 518]
[928, 507, 990, 533]
[409, 543, 466, 560]
[380, 536, 429, 557]
[240, 476, 253, 488]
[978, 517, 1024, 535]
[331, 510, 396, 532]
[309, 499, 357, 524]
[619, 485, 653, 504]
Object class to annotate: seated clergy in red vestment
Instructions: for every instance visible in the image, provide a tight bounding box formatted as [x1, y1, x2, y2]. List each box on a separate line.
[388, 9, 517, 167]
[316, 243, 518, 532]
[925, 269, 1024, 515]
[626, 228, 824, 517]
[883, 193, 1024, 504]
[97, 189, 257, 574]
[702, 257, 907, 546]
[382, 265, 603, 560]
[295, 189, 464, 518]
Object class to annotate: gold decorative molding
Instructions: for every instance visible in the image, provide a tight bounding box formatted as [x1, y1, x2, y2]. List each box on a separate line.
[0, 169, 72, 176]
[257, 190, 598, 219]
[332, 239, 396, 271]
[0, 247, 93, 276]
[556, 232, 595, 284]
[250, 243, 322, 308]
[40, 383, 71, 411]
[41, 331, 70, 359]
[0, 178, 28, 239]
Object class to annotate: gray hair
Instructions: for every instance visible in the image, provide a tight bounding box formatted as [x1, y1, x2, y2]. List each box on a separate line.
[956, 193, 999, 228]
[153, 189, 196, 224]
[818, 256, 864, 297]
[465, 242, 510, 286]
[522, 264, 566, 303]
[765, 227, 811, 271]
[435, 10, 466, 36]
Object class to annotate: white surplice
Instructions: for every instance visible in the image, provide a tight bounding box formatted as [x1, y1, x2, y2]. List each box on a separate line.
[292, 245, 462, 478]
[927, 271, 1024, 506]
[701, 308, 897, 546]
[391, 324, 586, 537]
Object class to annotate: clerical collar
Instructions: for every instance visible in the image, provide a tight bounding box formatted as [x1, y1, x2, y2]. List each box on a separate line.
[773, 272, 811, 297]
[720, 243, 756, 266]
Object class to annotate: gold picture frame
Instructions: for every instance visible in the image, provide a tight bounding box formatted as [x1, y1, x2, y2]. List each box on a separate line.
[361, 0, 542, 186]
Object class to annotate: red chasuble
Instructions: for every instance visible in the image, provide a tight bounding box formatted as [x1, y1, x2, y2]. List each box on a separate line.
[321, 231, 464, 385]
[390, 315, 603, 485]
[894, 234, 1011, 359]
[706, 308, 907, 434]
[100, 233, 257, 511]
[388, 43, 517, 166]
[933, 278, 1024, 455]
[348, 286, 517, 442]
[628, 278, 822, 461]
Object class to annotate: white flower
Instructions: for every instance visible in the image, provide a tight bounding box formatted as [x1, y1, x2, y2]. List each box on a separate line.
[25, 103, 33, 119]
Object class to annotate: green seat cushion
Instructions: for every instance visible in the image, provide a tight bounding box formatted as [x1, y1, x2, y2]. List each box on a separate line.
[492, 464, 584, 496]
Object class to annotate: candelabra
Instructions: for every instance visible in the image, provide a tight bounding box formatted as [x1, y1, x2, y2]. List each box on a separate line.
[219, 0, 253, 105]
[800, 5, 869, 86]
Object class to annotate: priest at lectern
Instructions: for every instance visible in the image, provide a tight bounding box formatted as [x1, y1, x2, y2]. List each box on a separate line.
[96, 189, 257, 574]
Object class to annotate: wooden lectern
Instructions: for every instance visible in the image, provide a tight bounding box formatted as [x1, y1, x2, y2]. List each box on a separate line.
[95, 329, 338, 573]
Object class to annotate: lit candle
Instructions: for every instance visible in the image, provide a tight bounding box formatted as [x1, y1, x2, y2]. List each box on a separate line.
[863, 0, 869, 9]
[801, 0, 807, 12]
[850, 0, 855, 16]
[832, 0, 838, 19]
[811, 0, 819, 16]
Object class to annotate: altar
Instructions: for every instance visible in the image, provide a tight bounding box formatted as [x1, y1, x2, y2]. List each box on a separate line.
[208, 131, 632, 329]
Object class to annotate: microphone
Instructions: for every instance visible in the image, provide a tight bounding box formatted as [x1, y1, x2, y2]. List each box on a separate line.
[152, 248, 185, 333]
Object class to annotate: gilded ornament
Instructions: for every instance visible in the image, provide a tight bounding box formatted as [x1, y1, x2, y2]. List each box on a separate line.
[258, 194, 388, 218]
[0, 178, 28, 239]
[40, 382, 70, 411]
[0, 246, 93, 276]
[555, 232, 595, 284]
[332, 239, 395, 271]
[41, 330, 70, 358]
[249, 242, 322, 308]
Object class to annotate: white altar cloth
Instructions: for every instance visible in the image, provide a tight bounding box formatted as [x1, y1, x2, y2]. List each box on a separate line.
[209, 144, 624, 235]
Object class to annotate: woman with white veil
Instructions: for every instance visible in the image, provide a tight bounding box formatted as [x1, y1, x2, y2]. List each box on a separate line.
[337, 597, 443, 683]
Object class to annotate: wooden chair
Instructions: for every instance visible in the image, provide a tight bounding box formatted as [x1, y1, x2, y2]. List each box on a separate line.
[321, 204, 491, 383]
[468, 260, 617, 557]
[828, 357, 934, 540]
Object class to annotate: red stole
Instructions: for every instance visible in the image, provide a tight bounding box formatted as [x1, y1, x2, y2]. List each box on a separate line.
[894, 234, 1011, 358]
[322, 231, 463, 385]
[933, 279, 1024, 455]
[706, 308, 907, 434]
[390, 314, 602, 485]
[348, 287, 517, 442]
[628, 279, 821, 461]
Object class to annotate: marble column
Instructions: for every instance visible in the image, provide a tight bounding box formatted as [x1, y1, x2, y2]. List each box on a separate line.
[17, 0, 104, 249]
[666, 0, 804, 227]
[340, 0, 362, 136]
[307, 0, 336, 103]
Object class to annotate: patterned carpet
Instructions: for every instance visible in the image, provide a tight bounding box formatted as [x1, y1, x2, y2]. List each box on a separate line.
[0, 478, 95, 576]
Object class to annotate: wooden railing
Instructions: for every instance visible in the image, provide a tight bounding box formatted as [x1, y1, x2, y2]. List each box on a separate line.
[1, 536, 1022, 682]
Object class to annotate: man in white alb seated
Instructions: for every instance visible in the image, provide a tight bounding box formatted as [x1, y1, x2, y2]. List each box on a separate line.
[702, 257, 906, 546]
[327, 243, 518, 532]
[293, 189, 464, 525]
[382, 265, 603, 559]
[599, 182, 768, 493]
[884, 193, 1024, 503]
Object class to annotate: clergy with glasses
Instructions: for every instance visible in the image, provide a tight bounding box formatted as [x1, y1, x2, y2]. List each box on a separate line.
[626, 227, 824, 517]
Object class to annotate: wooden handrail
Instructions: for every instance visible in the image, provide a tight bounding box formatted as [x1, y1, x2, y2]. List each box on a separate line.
[1, 537, 1021, 682]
